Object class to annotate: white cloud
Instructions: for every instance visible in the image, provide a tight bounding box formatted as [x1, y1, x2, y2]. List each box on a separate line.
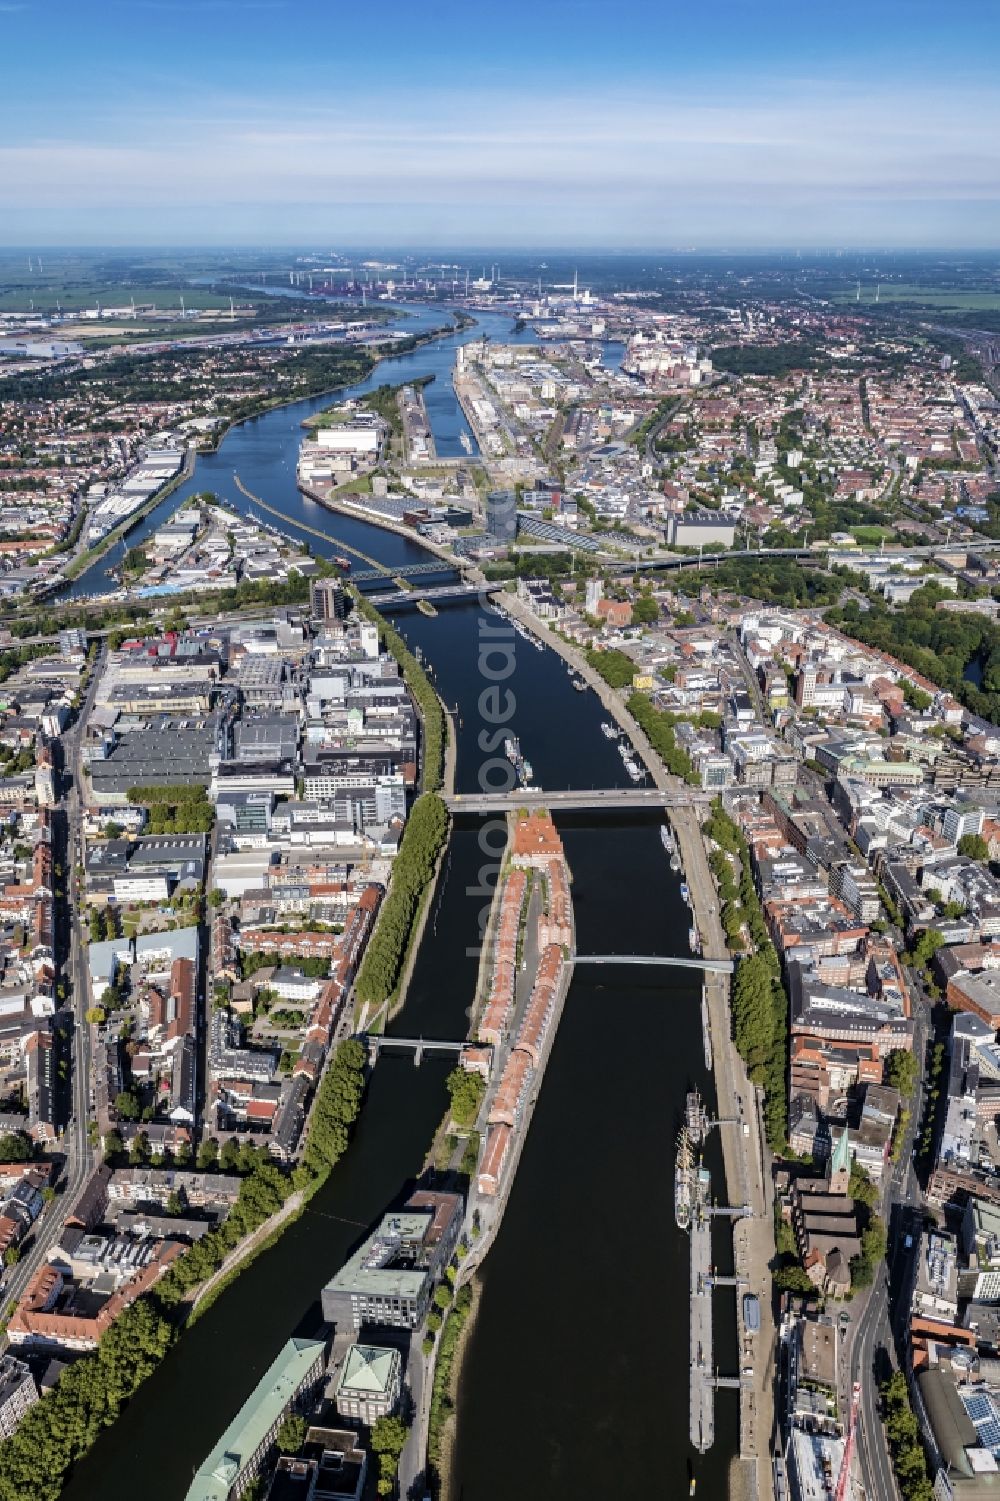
[2, 78, 998, 242]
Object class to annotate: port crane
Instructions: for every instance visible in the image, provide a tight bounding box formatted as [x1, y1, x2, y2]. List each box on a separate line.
[833, 1382, 861, 1501]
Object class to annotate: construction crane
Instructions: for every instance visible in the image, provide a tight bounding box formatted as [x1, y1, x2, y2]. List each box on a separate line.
[833, 1381, 862, 1501]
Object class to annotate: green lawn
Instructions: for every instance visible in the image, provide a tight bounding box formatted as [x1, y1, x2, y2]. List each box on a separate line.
[305, 405, 355, 430]
[831, 284, 1000, 311]
[851, 525, 896, 545]
[0, 280, 254, 313]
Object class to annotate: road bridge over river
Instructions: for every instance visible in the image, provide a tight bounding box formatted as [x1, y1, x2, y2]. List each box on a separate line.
[445, 787, 712, 813]
[601, 537, 1000, 576]
[366, 582, 499, 607]
[352, 561, 461, 584]
[574, 953, 734, 975]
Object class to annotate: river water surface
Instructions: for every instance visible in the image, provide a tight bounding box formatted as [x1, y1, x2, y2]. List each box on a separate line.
[59, 308, 737, 1500]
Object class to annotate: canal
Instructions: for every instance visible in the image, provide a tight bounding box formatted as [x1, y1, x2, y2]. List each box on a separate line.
[60, 310, 737, 1499]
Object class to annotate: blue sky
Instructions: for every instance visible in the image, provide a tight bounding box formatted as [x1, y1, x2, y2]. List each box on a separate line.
[2, 0, 999, 248]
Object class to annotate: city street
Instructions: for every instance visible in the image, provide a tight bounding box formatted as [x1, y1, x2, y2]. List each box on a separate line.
[841, 970, 928, 1500]
[852, 1274, 896, 1501]
[0, 651, 103, 1340]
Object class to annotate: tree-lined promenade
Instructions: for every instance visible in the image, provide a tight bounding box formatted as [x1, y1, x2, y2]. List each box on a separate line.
[354, 793, 449, 1018]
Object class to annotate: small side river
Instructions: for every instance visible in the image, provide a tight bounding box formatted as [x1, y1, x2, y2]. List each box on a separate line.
[59, 308, 737, 1500]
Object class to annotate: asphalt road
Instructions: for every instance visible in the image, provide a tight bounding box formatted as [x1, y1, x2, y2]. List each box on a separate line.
[730, 629, 768, 722]
[852, 1274, 897, 1501]
[843, 977, 928, 1500]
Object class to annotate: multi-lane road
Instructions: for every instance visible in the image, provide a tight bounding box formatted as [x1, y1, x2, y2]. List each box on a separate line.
[852, 1273, 896, 1501]
[843, 963, 929, 1500]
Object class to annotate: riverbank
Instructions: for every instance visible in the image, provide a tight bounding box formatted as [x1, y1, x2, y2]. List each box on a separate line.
[471, 816, 510, 1024]
[353, 793, 449, 1029]
[427, 1276, 481, 1501]
[397, 827, 511, 1500]
[234, 476, 395, 571]
[357, 595, 454, 1026]
[499, 593, 674, 792]
[406, 375, 438, 462]
[428, 873, 574, 1501]
[298, 480, 465, 567]
[462, 892, 574, 1267]
[195, 371, 374, 456]
[62, 447, 195, 581]
[186, 1185, 306, 1323]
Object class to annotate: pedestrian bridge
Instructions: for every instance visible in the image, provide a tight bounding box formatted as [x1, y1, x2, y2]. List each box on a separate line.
[574, 953, 734, 975]
[366, 1034, 469, 1066]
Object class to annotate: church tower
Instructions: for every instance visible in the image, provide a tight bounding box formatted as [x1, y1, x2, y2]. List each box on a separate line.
[828, 1128, 852, 1197]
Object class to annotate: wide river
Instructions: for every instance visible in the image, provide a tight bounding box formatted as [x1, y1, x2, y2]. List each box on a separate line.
[60, 307, 736, 1500]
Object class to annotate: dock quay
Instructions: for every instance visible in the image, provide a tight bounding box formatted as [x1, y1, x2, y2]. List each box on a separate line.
[690, 1163, 716, 1451]
[399, 380, 437, 463]
[680, 1091, 753, 1454]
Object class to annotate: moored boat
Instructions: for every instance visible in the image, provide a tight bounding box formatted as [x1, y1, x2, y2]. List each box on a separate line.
[675, 1125, 693, 1232]
[504, 735, 531, 787]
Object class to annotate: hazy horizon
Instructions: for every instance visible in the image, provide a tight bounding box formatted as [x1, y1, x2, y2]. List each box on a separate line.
[3, 0, 999, 249]
[2, 243, 1000, 256]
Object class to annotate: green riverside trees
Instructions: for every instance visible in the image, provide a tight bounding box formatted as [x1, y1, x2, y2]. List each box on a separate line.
[584, 647, 636, 690]
[155, 1158, 294, 1306]
[426, 1284, 474, 1479]
[705, 799, 788, 1148]
[354, 793, 449, 1011]
[0, 1300, 173, 1501]
[301, 1037, 367, 1181]
[446, 1067, 486, 1127]
[625, 693, 699, 783]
